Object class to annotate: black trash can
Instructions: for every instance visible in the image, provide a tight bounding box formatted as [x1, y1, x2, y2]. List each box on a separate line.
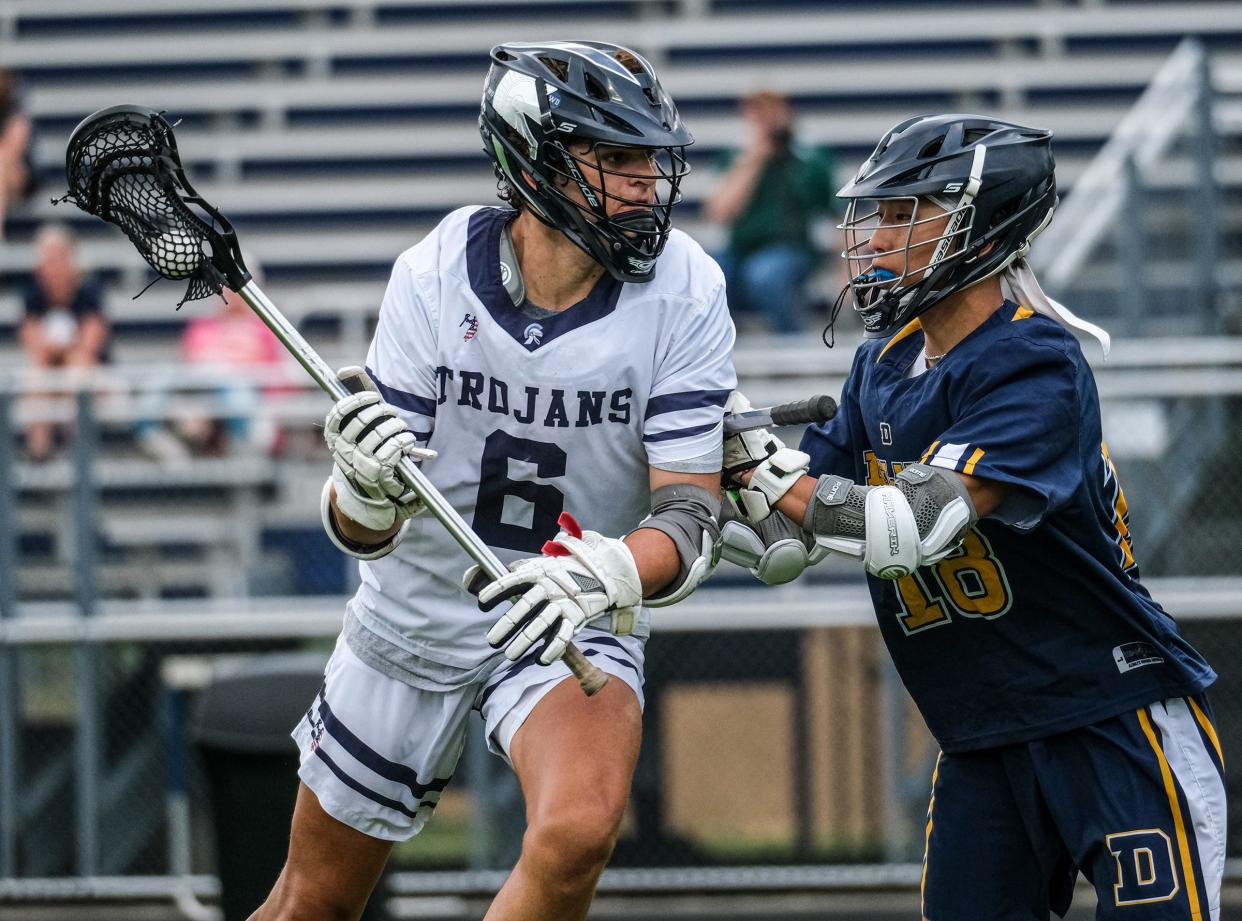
[193, 651, 391, 921]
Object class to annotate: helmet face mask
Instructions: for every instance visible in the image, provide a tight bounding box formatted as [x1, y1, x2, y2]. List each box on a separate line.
[479, 41, 693, 283]
[832, 114, 1058, 338]
[842, 196, 978, 317]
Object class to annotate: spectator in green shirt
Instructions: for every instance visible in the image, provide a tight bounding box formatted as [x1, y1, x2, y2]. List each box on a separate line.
[705, 90, 838, 333]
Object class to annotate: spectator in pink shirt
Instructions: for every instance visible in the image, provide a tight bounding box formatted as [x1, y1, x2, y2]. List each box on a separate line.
[136, 264, 288, 462]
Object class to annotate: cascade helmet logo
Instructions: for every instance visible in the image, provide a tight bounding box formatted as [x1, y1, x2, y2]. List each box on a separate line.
[627, 256, 655, 274]
[460, 313, 479, 342]
[524, 322, 544, 346]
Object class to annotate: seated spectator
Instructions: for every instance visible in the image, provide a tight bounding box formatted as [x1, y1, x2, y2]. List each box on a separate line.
[19, 224, 110, 460]
[704, 90, 838, 334]
[136, 261, 287, 463]
[0, 69, 35, 240]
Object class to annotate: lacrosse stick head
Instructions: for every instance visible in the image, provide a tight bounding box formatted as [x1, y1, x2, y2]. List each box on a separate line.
[62, 104, 251, 303]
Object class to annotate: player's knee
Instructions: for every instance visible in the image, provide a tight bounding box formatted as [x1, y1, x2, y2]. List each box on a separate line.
[254, 870, 368, 921]
[523, 803, 623, 881]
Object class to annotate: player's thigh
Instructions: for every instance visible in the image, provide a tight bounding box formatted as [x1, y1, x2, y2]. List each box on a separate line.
[293, 635, 475, 840]
[481, 631, 644, 833]
[1034, 695, 1226, 921]
[261, 781, 393, 920]
[921, 748, 1072, 921]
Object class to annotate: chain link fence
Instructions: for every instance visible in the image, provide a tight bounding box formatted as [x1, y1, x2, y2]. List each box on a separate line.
[2, 364, 1241, 895]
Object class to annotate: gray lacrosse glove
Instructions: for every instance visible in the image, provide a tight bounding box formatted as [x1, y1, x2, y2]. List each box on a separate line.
[720, 497, 828, 585]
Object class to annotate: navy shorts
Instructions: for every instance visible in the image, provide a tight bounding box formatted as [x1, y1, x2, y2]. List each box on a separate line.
[921, 695, 1226, 920]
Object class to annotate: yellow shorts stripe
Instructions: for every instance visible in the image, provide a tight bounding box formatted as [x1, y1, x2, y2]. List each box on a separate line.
[962, 447, 986, 476]
[920, 751, 942, 917]
[1187, 697, 1224, 769]
[1136, 706, 1203, 920]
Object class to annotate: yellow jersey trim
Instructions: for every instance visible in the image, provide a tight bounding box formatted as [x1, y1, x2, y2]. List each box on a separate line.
[1012, 305, 1035, 321]
[878, 318, 923, 362]
[963, 447, 986, 476]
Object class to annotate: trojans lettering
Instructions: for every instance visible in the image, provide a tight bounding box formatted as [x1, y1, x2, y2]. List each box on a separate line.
[436, 365, 632, 429]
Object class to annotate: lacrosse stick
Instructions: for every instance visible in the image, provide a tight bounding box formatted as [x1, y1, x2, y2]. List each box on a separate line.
[60, 105, 609, 696]
[723, 394, 837, 434]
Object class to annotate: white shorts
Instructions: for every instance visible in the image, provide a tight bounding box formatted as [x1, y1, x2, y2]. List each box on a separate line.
[291, 628, 646, 841]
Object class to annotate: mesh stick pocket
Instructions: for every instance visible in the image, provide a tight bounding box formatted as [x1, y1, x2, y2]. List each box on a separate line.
[61, 104, 250, 304]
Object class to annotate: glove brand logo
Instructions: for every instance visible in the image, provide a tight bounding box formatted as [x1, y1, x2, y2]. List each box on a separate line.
[819, 477, 846, 502]
[877, 491, 906, 578]
[548, 90, 561, 108]
[880, 421, 893, 445]
[524, 322, 544, 346]
[460, 313, 480, 342]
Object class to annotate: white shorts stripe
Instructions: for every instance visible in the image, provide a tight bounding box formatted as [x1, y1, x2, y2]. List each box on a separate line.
[293, 629, 645, 841]
[1150, 698, 1227, 921]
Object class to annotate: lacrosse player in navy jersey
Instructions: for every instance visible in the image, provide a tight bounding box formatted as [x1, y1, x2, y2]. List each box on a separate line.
[250, 43, 734, 921]
[720, 115, 1224, 920]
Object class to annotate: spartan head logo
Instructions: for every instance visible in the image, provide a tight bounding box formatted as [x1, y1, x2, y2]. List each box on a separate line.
[524, 322, 544, 346]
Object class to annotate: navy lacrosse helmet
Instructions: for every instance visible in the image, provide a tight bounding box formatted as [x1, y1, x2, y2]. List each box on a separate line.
[479, 41, 693, 283]
[836, 114, 1057, 338]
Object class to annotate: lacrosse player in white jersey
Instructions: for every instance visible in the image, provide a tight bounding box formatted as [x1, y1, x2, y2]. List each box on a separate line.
[250, 42, 735, 921]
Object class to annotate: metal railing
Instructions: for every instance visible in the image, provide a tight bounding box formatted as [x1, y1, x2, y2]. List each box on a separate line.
[1030, 37, 1225, 334]
[1, 345, 1241, 904]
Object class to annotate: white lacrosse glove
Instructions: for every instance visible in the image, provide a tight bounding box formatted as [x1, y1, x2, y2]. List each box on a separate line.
[466, 513, 642, 665]
[719, 499, 828, 585]
[723, 391, 810, 522]
[324, 370, 436, 532]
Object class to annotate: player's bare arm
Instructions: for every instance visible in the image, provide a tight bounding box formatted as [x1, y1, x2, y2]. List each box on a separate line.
[628, 467, 720, 594]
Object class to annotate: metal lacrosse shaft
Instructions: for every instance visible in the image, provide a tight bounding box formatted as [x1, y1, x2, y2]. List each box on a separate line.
[235, 281, 608, 696]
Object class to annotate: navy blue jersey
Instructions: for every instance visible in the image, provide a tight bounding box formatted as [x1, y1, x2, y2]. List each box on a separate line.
[801, 301, 1215, 753]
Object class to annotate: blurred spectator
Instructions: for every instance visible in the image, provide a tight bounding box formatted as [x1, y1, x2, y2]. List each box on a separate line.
[19, 223, 110, 460]
[136, 269, 287, 463]
[705, 90, 839, 334]
[0, 69, 35, 240]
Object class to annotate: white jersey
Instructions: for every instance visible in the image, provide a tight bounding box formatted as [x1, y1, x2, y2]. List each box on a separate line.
[347, 206, 736, 676]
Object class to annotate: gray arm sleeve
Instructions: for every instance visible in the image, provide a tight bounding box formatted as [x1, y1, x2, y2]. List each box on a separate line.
[632, 482, 721, 606]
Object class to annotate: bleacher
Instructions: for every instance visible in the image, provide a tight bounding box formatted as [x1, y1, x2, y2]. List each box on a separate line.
[2, 0, 1241, 351]
[3, 0, 1242, 603]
